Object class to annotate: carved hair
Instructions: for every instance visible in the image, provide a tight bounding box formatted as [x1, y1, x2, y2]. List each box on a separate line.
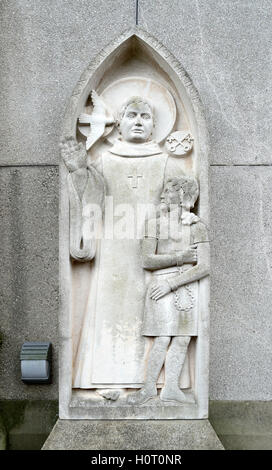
[119, 96, 154, 122]
[167, 176, 199, 210]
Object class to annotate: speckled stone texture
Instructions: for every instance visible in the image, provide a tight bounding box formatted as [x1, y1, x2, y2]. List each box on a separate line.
[139, 0, 272, 166]
[0, 167, 59, 400]
[0, 0, 135, 165]
[0, 0, 134, 400]
[209, 401, 272, 450]
[42, 419, 224, 450]
[210, 167, 272, 400]
[0, 415, 6, 450]
[0, 0, 271, 405]
[139, 0, 272, 401]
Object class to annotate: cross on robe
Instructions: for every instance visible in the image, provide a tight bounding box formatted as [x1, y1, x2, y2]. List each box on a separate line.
[127, 168, 143, 189]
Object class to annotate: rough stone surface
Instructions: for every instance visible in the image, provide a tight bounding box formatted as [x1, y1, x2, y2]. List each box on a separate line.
[0, 415, 7, 450]
[2, 400, 271, 450]
[6, 401, 58, 450]
[59, 37, 209, 418]
[0, 0, 272, 405]
[140, 0, 272, 165]
[0, 167, 59, 399]
[42, 419, 224, 450]
[209, 400, 272, 450]
[218, 435, 272, 451]
[209, 400, 272, 437]
[0, 0, 135, 165]
[210, 167, 272, 400]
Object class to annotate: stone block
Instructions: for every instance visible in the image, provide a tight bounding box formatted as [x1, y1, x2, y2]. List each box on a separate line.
[0, 0, 135, 165]
[209, 400, 272, 450]
[0, 167, 59, 399]
[218, 434, 272, 451]
[6, 401, 58, 450]
[42, 419, 224, 450]
[209, 167, 272, 400]
[0, 415, 6, 450]
[140, 0, 272, 165]
[209, 401, 272, 437]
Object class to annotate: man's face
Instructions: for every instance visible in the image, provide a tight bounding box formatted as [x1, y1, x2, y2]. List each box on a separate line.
[119, 102, 154, 143]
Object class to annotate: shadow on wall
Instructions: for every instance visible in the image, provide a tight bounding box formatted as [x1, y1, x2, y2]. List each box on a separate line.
[0, 400, 272, 450]
[0, 400, 58, 450]
[209, 401, 272, 451]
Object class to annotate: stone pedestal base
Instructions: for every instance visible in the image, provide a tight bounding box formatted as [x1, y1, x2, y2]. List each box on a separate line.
[42, 419, 224, 450]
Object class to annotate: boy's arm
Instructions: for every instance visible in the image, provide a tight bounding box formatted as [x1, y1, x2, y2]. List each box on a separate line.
[141, 237, 197, 271]
[149, 242, 209, 300]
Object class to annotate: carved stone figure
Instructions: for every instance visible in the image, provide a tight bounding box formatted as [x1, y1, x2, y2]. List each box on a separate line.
[59, 29, 210, 421]
[127, 176, 209, 405]
[60, 136, 105, 261]
[79, 90, 115, 150]
[63, 91, 184, 390]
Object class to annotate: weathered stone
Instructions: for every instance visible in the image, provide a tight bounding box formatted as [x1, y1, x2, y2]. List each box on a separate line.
[0, 400, 58, 450]
[209, 400, 272, 437]
[209, 400, 272, 450]
[0, 0, 135, 165]
[59, 30, 210, 420]
[0, 0, 271, 410]
[7, 401, 58, 450]
[217, 435, 272, 451]
[140, 0, 272, 165]
[209, 167, 272, 400]
[42, 419, 224, 450]
[0, 167, 59, 400]
[0, 415, 6, 450]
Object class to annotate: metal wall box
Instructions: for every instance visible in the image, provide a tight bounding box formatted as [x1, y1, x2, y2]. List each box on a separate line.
[20, 342, 52, 384]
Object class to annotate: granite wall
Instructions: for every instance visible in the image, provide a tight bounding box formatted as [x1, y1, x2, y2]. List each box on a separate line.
[0, 0, 271, 401]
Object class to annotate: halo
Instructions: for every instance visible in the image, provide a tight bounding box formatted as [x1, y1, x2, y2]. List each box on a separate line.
[101, 77, 176, 143]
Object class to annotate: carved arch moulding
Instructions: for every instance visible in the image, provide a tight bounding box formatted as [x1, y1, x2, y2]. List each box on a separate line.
[59, 29, 210, 420]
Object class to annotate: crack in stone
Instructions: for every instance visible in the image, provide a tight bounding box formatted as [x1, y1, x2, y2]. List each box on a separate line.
[195, 0, 272, 163]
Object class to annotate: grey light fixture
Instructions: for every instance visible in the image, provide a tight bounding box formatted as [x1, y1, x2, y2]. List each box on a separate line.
[20, 342, 52, 384]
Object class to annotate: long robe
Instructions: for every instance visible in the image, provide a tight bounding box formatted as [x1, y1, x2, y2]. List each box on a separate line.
[73, 140, 184, 388]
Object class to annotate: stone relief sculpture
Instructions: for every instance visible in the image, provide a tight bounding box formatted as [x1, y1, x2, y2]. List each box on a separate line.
[63, 90, 184, 389]
[127, 176, 209, 405]
[60, 137, 105, 262]
[59, 29, 210, 420]
[79, 90, 115, 151]
[166, 131, 194, 156]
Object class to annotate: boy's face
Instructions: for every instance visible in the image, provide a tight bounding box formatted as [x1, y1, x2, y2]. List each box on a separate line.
[160, 182, 182, 207]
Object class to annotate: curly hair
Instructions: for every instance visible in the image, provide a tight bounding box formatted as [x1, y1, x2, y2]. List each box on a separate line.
[166, 176, 199, 209]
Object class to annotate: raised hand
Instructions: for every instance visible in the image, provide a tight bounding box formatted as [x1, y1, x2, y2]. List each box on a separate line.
[60, 136, 87, 172]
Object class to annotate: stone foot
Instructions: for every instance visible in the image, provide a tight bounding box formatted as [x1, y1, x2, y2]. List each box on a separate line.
[160, 386, 189, 403]
[98, 389, 121, 401]
[127, 387, 157, 405]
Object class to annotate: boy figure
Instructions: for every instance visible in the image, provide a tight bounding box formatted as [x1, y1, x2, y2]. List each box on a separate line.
[128, 176, 209, 404]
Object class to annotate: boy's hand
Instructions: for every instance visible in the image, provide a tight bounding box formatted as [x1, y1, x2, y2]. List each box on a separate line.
[150, 281, 171, 300]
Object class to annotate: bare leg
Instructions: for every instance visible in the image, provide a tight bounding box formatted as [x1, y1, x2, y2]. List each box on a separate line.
[127, 336, 171, 405]
[160, 336, 191, 403]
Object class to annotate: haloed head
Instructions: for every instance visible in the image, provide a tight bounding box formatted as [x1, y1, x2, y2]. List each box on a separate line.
[119, 96, 154, 143]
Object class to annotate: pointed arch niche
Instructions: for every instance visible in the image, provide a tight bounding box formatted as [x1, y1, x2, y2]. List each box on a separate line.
[59, 29, 210, 420]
